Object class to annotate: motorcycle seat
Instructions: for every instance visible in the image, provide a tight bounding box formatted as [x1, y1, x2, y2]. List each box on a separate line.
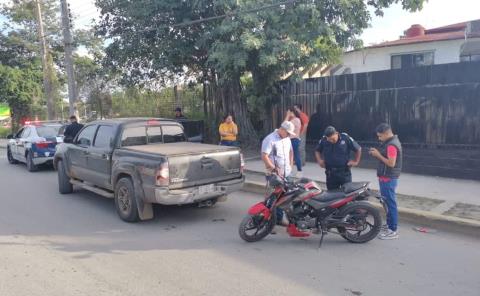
[315, 190, 346, 202]
[343, 182, 367, 193]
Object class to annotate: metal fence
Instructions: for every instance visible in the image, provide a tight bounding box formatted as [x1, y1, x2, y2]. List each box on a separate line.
[276, 61, 480, 180]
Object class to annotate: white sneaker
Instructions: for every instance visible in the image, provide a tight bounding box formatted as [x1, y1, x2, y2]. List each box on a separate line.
[295, 171, 303, 179]
[278, 214, 289, 226]
[378, 229, 399, 240]
[380, 224, 389, 233]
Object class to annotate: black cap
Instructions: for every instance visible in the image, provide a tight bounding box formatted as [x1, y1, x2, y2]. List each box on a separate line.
[175, 107, 182, 112]
[324, 126, 337, 137]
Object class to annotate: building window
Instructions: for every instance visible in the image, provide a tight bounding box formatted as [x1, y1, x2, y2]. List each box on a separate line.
[391, 52, 434, 69]
[460, 54, 480, 62]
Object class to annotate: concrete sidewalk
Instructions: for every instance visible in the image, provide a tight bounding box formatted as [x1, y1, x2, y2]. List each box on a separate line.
[245, 159, 480, 223]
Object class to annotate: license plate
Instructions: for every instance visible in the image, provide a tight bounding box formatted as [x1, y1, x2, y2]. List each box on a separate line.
[198, 184, 215, 195]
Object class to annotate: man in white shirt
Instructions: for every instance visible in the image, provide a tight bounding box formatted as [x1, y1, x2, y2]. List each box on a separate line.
[261, 122, 310, 237]
[261, 121, 295, 179]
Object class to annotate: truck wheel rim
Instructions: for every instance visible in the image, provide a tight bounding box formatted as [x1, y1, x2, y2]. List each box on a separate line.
[118, 186, 131, 213]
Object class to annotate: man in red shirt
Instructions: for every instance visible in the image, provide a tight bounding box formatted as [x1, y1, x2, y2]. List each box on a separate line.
[369, 123, 403, 240]
[294, 104, 309, 166]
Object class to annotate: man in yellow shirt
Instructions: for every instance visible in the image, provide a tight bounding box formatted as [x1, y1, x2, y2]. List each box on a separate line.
[219, 114, 238, 146]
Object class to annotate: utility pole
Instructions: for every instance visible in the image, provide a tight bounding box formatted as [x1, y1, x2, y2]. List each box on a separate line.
[34, 0, 55, 120]
[60, 0, 77, 117]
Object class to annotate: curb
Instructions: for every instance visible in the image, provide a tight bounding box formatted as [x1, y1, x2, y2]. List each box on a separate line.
[241, 180, 480, 237]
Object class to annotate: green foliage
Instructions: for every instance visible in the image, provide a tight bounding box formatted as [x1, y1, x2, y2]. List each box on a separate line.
[110, 86, 204, 120]
[96, 0, 426, 92]
[0, 126, 10, 138]
[0, 64, 42, 128]
[1, 0, 65, 120]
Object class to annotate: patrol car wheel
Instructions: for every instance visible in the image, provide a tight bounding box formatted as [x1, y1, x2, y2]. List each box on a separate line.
[26, 151, 38, 172]
[7, 147, 18, 164]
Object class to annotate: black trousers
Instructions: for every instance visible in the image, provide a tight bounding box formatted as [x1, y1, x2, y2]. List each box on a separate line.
[325, 167, 352, 190]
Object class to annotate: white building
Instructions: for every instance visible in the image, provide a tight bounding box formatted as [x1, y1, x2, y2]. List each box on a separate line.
[329, 19, 480, 75]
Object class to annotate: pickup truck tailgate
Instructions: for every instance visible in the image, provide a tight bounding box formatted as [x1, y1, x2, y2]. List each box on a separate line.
[126, 143, 242, 189]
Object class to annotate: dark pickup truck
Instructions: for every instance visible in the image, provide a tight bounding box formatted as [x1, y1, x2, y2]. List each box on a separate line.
[54, 118, 244, 222]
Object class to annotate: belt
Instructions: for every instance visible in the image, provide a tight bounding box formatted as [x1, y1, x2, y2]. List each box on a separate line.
[326, 166, 350, 172]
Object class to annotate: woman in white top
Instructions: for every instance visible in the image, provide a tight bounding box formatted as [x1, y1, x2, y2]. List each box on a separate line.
[285, 107, 303, 177]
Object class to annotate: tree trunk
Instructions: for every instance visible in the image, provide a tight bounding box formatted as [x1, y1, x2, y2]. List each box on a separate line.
[174, 85, 180, 108]
[98, 96, 104, 119]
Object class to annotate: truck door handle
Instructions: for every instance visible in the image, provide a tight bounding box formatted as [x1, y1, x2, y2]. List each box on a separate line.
[82, 151, 90, 155]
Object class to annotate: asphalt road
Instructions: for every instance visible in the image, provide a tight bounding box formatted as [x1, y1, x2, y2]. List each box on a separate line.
[0, 150, 479, 296]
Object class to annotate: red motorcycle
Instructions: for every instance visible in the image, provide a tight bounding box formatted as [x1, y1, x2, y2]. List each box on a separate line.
[239, 175, 383, 247]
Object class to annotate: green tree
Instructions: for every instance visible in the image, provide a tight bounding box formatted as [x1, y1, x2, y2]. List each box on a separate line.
[95, 0, 426, 144]
[1, 0, 64, 119]
[0, 65, 42, 130]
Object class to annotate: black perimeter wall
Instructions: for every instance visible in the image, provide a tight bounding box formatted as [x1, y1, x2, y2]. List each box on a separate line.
[274, 61, 480, 180]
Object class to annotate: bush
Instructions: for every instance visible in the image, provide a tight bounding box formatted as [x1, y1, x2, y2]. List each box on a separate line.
[0, 126, 11, 138]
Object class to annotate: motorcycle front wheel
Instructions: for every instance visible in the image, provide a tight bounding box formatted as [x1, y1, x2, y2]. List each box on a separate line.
[238, 212, 276, 243]
[336, 201, 381, 243]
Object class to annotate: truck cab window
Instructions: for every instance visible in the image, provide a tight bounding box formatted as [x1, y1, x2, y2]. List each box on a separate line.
[76, 125, 97, 146]
[146, 126, 163, 144]
[94, 126, 115, 148]
[121, 126, 147, 146]
[162, 125, 186, 143]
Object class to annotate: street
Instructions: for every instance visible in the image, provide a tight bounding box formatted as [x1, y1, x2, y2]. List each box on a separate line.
[0, 150, 479, 296]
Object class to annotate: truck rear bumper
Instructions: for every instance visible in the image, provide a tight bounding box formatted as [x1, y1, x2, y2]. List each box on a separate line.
[154, 176, 245, 205]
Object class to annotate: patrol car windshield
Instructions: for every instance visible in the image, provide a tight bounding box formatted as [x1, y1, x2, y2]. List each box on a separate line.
[36, 125, 61, 137]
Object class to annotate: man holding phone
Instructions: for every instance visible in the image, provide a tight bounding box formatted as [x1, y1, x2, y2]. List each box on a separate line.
[369, 123, 403, 240]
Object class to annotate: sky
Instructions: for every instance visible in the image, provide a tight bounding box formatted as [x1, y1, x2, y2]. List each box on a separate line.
[362, 0, 480, 45]
[1, 0, 480, 48]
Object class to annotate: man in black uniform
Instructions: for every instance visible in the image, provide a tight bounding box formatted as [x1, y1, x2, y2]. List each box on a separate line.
[63, 115, 84, 143]
[315, 126, 362, 190]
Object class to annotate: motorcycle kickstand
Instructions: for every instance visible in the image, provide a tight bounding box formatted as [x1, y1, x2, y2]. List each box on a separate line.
[318, 228, 327, 249]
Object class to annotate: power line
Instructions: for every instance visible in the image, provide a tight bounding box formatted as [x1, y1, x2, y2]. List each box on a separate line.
[100, 0, 298, 37]
[40, 0, 299, 40]
[171, 0, 297, 28]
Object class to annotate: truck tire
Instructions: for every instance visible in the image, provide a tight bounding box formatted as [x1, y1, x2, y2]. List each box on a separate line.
[26, 151, 38, 172]
[57, 160, 73, 194]
[115, 177, 140, 223]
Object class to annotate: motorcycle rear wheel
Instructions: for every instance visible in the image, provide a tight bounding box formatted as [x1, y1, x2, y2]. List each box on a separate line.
[239, 212, 276, 243]
[336, 201, 381, 243]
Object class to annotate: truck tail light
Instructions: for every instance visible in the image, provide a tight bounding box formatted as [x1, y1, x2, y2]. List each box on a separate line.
[35, 141, 52, 149]
[240, 153, 245, 174]
[156, 162, 169, 186]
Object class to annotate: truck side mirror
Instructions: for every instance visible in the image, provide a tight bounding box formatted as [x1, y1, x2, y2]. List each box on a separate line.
[6, 134, 13, 139]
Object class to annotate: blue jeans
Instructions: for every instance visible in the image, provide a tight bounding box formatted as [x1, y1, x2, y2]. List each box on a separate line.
[291, 138, 302, 172]
[379, 178, 399, 231]
[220, 140, 238, 147]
